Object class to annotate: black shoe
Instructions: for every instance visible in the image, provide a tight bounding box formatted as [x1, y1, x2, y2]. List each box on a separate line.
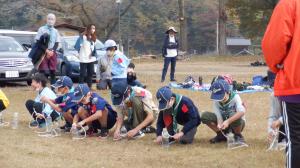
[60, 123, 72, 132]
[170, 79, 177, 82]
[142, 126, 156, 134]
[234, 134, 246, 143]
[99, 128, 108, 139]
[209, 132, 227, 144]
[161, 79, 165, 83]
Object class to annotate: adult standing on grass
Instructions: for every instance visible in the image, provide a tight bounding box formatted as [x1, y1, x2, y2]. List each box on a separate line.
[35, 13, 61, 85]
[161, 27, 179, 83]
[262, 0, 300, 167]
[74, 24, 98, 89]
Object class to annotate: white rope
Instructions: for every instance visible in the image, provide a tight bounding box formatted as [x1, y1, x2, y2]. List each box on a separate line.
[267, 129, 286, 151]
[71, 124, 86, 140]
[220, 130, 249, 150]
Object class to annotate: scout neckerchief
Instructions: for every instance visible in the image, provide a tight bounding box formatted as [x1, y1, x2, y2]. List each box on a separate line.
[219, 91, 236, 120]
[163, 94, 182, 133]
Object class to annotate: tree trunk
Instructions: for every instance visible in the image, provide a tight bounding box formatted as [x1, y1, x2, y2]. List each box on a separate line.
[218, 0, 227, 55]
[178, 0, 187, 52]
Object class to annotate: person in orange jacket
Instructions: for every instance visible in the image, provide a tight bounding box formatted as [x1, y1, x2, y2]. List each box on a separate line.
[262, 0, 300, 167]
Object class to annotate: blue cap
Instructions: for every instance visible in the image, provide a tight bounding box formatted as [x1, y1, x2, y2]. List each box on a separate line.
[210, 80, 230, 101]
[72, 84, 90, 102]
[51, 76, 73, 89]
[111, 81, 128, 105]
[156, 86, 173, 110]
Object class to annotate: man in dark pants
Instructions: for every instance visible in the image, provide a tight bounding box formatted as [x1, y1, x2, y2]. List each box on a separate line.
[161, 27, 179, 83]
[262, 0, 300, 167]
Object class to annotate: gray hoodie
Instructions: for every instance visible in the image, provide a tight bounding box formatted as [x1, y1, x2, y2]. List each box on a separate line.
[268, 92, 283, 133]
[96, 54, 112, 81]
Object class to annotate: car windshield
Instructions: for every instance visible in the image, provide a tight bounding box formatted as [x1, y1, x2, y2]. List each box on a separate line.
[0, 38, 24, 52]
[64, 37, 105, 51]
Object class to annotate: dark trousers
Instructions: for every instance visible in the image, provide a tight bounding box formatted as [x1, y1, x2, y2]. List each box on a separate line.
[161, 57, 176, 81]
[0, 100, 6, 112]
[39, 70, 56, 85]
[25, 100, 59, 123]
[282, 102, 300, 168]
[79, 62, 94, 88]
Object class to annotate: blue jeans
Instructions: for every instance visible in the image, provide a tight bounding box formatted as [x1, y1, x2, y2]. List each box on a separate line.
[161, 57, 176, 81]
[128, 80, 144, 88]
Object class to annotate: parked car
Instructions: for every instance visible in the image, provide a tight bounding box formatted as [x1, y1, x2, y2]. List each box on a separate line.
[0, 29, 37, 46]
[56, 36, 106, 79]
[0, 36, 34, 85]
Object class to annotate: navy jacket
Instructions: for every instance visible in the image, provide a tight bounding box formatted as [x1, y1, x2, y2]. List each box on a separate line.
[156, 95, 201, 136]
[162, 35, 179, 57]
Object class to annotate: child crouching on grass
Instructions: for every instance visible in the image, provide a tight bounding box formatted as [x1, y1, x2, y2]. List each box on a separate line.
[40, 76, 78, 132]
[201, 79, 246, 144]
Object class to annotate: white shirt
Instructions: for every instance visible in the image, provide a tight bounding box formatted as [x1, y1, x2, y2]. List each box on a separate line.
[79, 35, 96, 63]
[213, 94, 246, 123]
[166, 36, 178, 57]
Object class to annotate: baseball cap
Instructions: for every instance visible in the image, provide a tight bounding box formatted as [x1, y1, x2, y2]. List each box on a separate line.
[104, 39, 117, 50]
[210, 80, 230, 101]
[156, 86, 173, 110]
[72, 84, 90, 102]
[111, 81, 129, 105]
[51, 76, 73, 89]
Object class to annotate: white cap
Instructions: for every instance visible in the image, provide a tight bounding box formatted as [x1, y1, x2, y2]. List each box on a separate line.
[166, 26, 177, 34]
[104, 39, 117, 49]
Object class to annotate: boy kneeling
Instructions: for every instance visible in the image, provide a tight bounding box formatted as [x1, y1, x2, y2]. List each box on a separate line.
[202, 80, 246, 144]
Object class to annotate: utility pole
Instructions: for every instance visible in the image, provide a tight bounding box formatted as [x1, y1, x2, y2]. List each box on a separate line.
[218, 0, 227, 55]
[116, 0, 123, 52]
[178, 0, 187, 52]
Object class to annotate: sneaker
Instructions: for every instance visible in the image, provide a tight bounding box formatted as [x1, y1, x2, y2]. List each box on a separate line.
[133, 130, 145, 139]
[30, 121, 39, 127]
[142, 126, 156, 134]
[99, 128, 109, 139]
[161, 79, 165, 83]
[209, 132, 227, 144]
[234, 134, 246, 144]
[170, 79, 177, 82]
[60, 123, 72, 132]
[85, 127, 97, 137]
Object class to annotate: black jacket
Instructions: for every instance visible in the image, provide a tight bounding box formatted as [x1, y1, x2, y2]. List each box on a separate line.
[162, 35, 179, 57]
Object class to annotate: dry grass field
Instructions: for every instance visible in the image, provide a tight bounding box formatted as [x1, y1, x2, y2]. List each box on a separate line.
[0, 56, 285, 168]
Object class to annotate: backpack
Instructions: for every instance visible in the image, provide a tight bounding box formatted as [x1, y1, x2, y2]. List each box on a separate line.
[181, 76, 195, 88]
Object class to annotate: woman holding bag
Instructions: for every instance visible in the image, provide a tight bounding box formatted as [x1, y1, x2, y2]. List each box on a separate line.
[74, 24, 98, 89]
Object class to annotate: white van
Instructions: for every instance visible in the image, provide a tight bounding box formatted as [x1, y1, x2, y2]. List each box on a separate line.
[0, 29, 37, 46]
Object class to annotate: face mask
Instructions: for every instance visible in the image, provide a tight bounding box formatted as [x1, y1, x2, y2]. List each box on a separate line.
[47, 16, 56, 27]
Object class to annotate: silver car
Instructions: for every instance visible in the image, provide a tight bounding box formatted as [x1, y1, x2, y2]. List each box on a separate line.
[0, 36, 34, 85]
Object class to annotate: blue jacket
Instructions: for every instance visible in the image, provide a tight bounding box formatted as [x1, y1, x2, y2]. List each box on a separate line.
[156, 95, 201, 136]
[162, 35, 179, 57]
[74, 35, 97, 57]
[111, 51, 130, 79]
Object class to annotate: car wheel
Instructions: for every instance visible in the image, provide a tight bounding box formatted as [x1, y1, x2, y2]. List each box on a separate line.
[61, 64, 68, 76]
